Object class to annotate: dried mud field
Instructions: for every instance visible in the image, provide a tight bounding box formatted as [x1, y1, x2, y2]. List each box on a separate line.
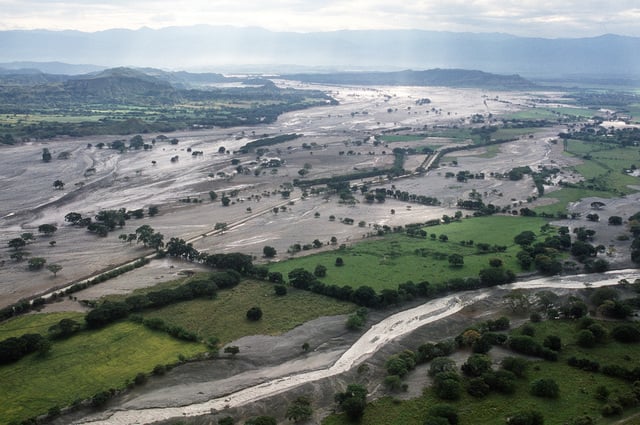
[1, 84, 577, 308]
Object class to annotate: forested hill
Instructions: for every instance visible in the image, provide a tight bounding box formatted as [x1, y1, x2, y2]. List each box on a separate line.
[281, 69, 537, 90]
[0, 67, 335, 138]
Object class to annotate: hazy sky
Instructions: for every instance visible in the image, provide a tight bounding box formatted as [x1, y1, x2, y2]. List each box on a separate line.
[1, 0, 638, 37]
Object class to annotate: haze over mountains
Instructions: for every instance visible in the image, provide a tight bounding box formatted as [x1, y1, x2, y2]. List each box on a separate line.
[1, 26, 639, 79]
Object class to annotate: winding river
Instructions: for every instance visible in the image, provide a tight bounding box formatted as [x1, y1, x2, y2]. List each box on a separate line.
[76, 269, 639, 425]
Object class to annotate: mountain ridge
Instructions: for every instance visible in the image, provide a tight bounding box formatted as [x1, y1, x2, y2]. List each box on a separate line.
[0, 26, 638, 78]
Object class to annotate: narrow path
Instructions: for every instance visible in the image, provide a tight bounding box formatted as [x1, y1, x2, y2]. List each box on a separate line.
[74, 269, 638, 425]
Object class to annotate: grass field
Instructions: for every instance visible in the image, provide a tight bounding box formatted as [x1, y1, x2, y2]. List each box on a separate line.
[0, 311, 84, 340]
[142, 280, 356, 342]
[535, 141, 640, 214]
[0, 320, 204, 425]
[323, 319, 640, 425]
[381, 135, 427, 143]
[269, 216, 551, 291]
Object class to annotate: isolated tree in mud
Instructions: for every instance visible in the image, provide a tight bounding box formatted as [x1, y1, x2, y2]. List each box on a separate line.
[53, 179, 64, 190]
[263, 246, 276, 258]
[38, 224, 57, 236]
[8, 238, 26, 251]
[27, 257, 46, 271]
[42, 148, 52, 162]
[46, 264, 63, 277]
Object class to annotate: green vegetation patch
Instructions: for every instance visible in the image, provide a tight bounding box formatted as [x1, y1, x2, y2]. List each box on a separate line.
[380, 134, 427, 143]
[143, 280, 356, 343]
[270, 216, 550, 291]
[0, 320, 203, 424]
[0, 312, 84, 340]
[324, 319, 640, 425]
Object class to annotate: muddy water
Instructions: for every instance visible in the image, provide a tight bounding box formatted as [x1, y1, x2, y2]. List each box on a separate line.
[75, 268, 638, 425]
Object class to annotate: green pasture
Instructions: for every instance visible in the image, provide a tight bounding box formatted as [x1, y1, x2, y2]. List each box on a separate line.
[324, 319, 640, 425]
[492, 127, 541, 140]
[143, 280, 356, 343]
[269, 216, 551, 291]
[380, 135, 427, 143]
[0, 312, 84, 340]
[567, 140, 640, 193]
[500, 109, 560, 121]
[0, 320, 203, 425]
[535, 140, 640, 214]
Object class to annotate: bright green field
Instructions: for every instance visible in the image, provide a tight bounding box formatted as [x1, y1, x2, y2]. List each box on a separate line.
[535, 141, 640, 214]
[381, 135, 427, 143]
[143, 280, 356, 342]
[0, 312, 84, 340]
[0, 321, 204, 425]
[269, 216, 551, 291]
[323, 320, 640, 425]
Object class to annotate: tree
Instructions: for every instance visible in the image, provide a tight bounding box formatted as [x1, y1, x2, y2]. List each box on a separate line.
[8, 237, 26, 251]
[608, 216, 623, 225]
[46, 264, 62, 277]
[28, 257, 46, 270]
[148, 205, 159, 216]
[224, 345, 239, 356]
[530, 378, 559, 398]
[286, 396, 313, 422]
[263, 246, 277, 258]
[221, 196, 231, 206]
[209, 191, 218, 201]
[335, 384, 367, 421]
[448, 253, 464, 267]
[38, 223, 57, 236]
[246, 306, 263, 321]
[20, 232, 35, 243]
[335, 257, 344, 266]
[514, 231, 536, 246]
[42, 148, 52, 162]
[314, 264, 327, 277]
[274, 285, 287, 296]
[53, 179, 64, 190]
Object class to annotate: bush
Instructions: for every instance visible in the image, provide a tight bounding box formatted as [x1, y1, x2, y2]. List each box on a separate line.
[245, 416, 277, 425]
[543, 335, 562, 351]
[530, 378, 559, 398]
[134, 372, 147, 385]
[506, 410, 544, 425]
[467, 377, 491, 398]
[428, 404, 458, 425]
[274, 285, 287, 296]
[501, 357, 528, 378]
[434, 377, 462, 400]
[246, 306, 263, 321]
[601, 402, 623, 417]
[576, 329, 596, 348]
[424, 417, 450, 425]
[461, 354, 492, 377]
[612, 324, 640, 343]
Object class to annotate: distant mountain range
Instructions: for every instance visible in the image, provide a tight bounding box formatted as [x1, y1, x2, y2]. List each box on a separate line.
[0, 26, 638, 79]
[0, 66, 535, 92]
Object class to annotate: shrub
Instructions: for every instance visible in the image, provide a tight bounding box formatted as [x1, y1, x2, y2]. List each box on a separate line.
[576, 329, 596, 348]
[506, 410, 544, 425]
[612, 324, 640, 343]
[274, 285, 287, 296]
[543, 335, 562, 351]
[601, 402, 623, 417]
[467, 377, 491, 398]
[461, 354, 492, 377]
[428, 404, 459, 425]
[501, 357, 528, 378]
[246, 306, 263, 321]
[530, 378, 559, 398]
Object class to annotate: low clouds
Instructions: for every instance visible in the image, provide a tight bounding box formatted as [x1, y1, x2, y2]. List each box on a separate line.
[0, 0, 638, 37]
